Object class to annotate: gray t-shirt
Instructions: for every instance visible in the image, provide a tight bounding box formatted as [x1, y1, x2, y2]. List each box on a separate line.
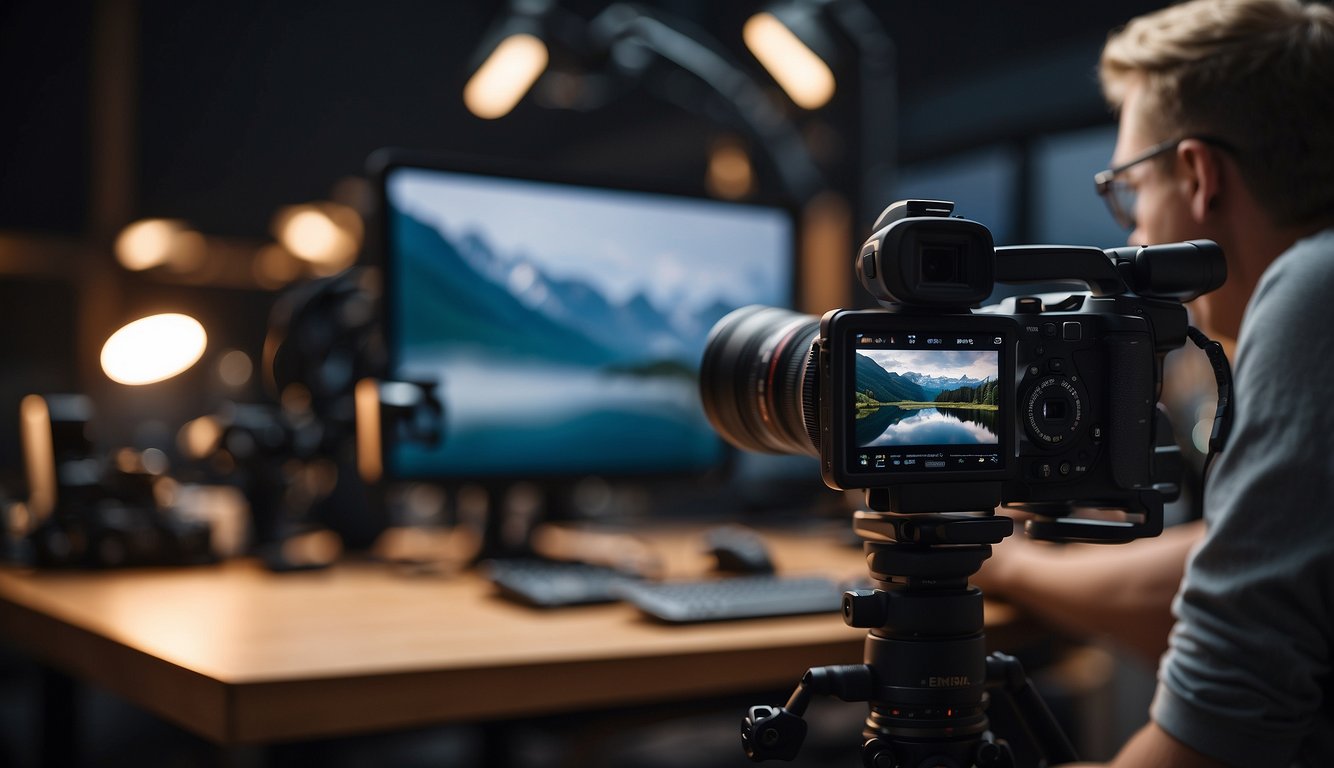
[1152, 228, 1334, 767]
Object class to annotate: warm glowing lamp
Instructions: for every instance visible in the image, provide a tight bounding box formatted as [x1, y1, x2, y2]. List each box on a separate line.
[114, 218, 206, 273]
[463, 32, 550, 119]
[272, 202, 362, 274]
[115, 219, 184, 270]
[706, 138, 756, 199]
[743, 10, 836, 110]
[354, 378, 382, 484]
[19, 394, 56, 521]
[100, 313, 208, 386]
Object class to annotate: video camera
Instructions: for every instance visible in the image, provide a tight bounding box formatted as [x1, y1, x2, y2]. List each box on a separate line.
[701, 199, 1226, 542]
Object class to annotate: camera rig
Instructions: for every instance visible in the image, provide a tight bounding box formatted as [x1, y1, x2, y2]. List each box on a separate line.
[703, 200, 1233, 766]
[742, 508, 1076, 768]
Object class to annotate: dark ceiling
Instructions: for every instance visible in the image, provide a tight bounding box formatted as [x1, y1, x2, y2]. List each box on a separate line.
[1, 0, 1169, 240]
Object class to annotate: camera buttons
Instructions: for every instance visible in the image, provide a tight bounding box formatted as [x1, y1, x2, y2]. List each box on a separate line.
[860, 243, 878, 279]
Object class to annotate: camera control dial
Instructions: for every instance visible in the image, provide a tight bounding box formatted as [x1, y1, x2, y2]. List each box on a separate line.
[1022, 374, 1084, 446]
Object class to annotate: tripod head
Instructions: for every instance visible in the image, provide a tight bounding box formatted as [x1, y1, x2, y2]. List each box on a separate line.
[740, 499, 1076, 767]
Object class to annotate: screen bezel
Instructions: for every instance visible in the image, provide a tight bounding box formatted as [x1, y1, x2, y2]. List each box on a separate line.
[821, 310, 1017, 489]
[368, 148, 801, 483]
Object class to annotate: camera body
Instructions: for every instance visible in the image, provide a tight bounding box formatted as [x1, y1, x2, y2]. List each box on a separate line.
[701, 200, 1225, 540]
[817, 298, 1164, 514]
[816, 309, 1015, 492]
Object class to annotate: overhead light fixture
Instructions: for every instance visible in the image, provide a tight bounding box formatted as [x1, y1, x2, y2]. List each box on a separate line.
[459, 2, 827, 203]
[746, 0, 897, 230]
[464, 32, 549, 119]
[100, 313, 208, 386]
[743, 4, 837, 110]
[589, 4, 825, 203]
[464, 1, 556, 120]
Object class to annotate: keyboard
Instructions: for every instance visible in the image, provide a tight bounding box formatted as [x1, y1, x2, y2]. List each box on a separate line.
[616, 574, 845, 623]
[483, 558, 642, 608]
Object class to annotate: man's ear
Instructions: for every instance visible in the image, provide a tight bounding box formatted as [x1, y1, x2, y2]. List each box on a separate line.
[1177, 138, 1223, 223]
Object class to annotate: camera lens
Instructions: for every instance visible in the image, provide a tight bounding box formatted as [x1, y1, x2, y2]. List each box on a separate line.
[699, 305, 820, 456]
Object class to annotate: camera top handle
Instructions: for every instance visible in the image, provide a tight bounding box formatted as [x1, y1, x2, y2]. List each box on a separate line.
[994, 240, 1225, 302]
[872, 199, 1225, 302]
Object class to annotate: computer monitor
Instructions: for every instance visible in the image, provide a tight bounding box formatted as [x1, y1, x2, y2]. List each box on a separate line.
[373, 152, 797, 482]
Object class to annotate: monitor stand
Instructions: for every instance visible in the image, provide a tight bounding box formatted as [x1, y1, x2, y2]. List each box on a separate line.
[458, 479, 655, 567]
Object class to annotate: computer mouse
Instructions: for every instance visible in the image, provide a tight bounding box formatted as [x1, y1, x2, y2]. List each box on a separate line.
[705, 526, 776, 575]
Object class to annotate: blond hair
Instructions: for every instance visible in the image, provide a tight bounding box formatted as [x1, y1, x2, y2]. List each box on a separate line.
[1101, 0, 1334, 227]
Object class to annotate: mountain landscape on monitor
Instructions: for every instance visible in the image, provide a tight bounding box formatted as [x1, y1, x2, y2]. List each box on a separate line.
[394, 211, 729, 371]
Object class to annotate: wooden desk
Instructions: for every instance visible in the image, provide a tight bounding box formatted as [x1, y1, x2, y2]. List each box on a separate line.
[0, 525, 1021, 746]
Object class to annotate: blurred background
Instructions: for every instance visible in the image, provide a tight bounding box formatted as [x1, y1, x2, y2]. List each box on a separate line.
[1, 0, 1179, 765]
[1, 0, 1166, 476]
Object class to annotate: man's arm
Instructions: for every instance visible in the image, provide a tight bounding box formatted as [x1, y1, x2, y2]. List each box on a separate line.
[972, 519, 1202, 665]
[1063, 722, 1229, 768]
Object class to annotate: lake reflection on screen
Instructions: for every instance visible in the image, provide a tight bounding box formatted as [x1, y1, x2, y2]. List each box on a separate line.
[857, 406, 999, 447]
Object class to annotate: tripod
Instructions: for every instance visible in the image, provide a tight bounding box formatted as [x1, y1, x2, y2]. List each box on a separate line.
[741, 501, 1078, 767]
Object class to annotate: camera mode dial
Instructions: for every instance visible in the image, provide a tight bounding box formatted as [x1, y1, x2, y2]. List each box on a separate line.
[1022, 374, 1084, 447]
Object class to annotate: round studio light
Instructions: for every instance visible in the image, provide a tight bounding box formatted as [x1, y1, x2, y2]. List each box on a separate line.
[100, 313, 208, 386]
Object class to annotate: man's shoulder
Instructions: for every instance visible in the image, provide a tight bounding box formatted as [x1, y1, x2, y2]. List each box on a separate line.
[1260, 227, 1334, 292]
[1243, 227, 1334, 340]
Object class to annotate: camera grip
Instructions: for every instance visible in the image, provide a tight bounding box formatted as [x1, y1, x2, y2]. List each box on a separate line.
[1106, 334, 1154, 489]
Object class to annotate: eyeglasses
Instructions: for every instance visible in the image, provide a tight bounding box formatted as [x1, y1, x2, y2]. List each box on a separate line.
[1094, 135, 1236, 230]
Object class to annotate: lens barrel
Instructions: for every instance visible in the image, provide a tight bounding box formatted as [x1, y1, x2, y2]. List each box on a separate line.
[699, 305, 820, 457]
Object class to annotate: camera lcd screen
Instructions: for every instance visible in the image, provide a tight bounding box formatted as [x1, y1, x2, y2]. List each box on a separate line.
[379, 157, 796, 479]
[847, 331, 1006, 476]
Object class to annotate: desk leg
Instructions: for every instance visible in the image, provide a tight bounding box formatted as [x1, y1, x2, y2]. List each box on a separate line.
[480, 722, 513, 766]
[213, 745, 269, 768]
[38, 665, 77, 768]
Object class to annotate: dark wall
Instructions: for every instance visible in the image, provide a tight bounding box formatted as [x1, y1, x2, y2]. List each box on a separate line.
[0, 0, 93, 234]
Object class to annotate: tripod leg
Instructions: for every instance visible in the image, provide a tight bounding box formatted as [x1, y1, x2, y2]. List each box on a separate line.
[986, 652, 1079, 764]
[742, 664, 874, 762]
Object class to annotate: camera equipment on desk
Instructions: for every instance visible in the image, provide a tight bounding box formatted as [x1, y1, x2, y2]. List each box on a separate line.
[699, 199, 1233, 767]
[185, 267, 444, 563]
[10, 394, 213, 569]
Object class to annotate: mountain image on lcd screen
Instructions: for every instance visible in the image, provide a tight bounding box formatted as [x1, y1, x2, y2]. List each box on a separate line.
[389, 205, 769, 476]
[854, 351, 1000, 448]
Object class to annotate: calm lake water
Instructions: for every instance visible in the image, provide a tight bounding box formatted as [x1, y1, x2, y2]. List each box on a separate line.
[857, 406, 998, 447]
[393, 353, 718, 474]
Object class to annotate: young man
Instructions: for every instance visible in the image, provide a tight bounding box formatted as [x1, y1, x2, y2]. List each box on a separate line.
[974, 1, 1334, 764]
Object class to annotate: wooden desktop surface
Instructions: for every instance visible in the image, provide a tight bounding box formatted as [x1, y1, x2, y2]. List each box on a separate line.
[0, 524, 1022, 746]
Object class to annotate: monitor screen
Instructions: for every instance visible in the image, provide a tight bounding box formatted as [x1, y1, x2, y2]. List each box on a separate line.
[378, 155, 796, 480]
